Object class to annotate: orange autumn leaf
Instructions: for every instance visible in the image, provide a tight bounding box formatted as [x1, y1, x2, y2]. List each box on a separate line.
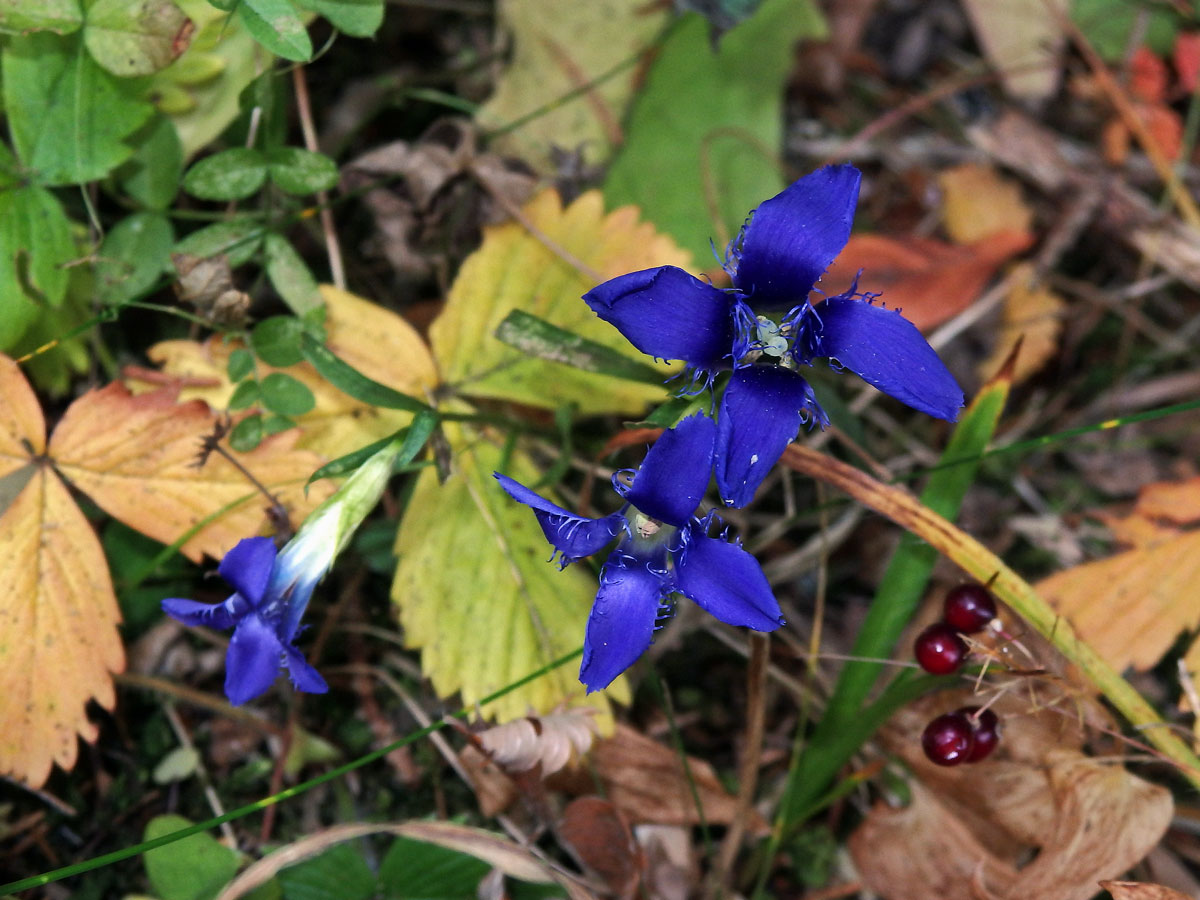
[820, 231, 1033, 330]
[0, 355, 123, 787]
[51, 382, 332, 563]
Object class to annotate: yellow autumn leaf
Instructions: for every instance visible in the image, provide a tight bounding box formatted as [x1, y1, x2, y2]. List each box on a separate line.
[977, 263, 1065, 385]
[132, 285, 440, 460]
[938, 162, 1034, 245]
[431, 189, 689, 416]
[50, 382, 333, 563]
[476, 0, 669, 172]
[393, 420, 628, 728]
[0, 355, 123, 787]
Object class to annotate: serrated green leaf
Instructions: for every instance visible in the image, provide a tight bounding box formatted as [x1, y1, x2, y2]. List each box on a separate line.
[0, 186, 75, 349]
[264, 146, 339, 195]
[227, 347, 255, 381]
[183, 147, 268, 200]
[264, 232, 322, 315]
[230, 414, 264, 450]
[84, 0, 190, 77]
[260, 371, 316, 416]
[173, 217, 264, 266]
[392, 422, 626, 725]
[294, 0, 383, 37]
[0, 0, 82, 35]
[95, 212, 175, 305]
[237, 0, 312, 61]
[118, 115, 184, 209]
[143, 814, 239, 900]
[277, 844, 375, 900]
[431, 189, 687, 416]
[604, 0, 826, 261]
[2, 32, 153, 185]
[252, 314, 307, 367]
[379, 836, 490, 900]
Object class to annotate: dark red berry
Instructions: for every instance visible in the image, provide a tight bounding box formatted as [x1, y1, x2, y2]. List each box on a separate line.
[914, 623, 968, 675]
[957, 706, 1001, 762]
[922, 712, 975, 766]
[943, 583, 997, 634]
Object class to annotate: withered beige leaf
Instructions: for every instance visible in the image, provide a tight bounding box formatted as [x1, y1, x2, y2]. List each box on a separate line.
[1101, 881, 1195, 900]
[938, 163, 1035, 245]
[477, 710, 599, 775]
[1039, 529, 1200, 672]
[977, 263, 1066, 385]
[50, 382, 331, 563]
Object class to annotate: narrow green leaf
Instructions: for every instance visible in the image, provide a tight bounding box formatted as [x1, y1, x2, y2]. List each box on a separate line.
[494, 309, 665, 385]
[0, 0, 83, 35]
[251, 315, 306, 367]
[95, 212, 175, 305]
[237, 0, 312, 61]
[183, 147, 268, 200]
[294, 0, 384, 37]
[2, 32, 153, 185]
[259, 371, 316, 416]
[300, 332, 432, 413]
[308, 410, 438, 485]
[781, 370, 1013, 825]
[264, 146, 339, 195]
[83, 0, 190, 77]
[264, 232, 322, 315]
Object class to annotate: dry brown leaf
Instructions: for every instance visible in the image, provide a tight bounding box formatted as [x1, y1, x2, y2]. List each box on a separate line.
[49, 382, 331, 563]
[0, 355, 124, 787]
[820, 231, 1033, 330]
[1039, 529, 1200, 672]
[548, 724, 757, 829]
[1136, 476, 1200, 526]
[849, 781, 1017, 900]
[1102, 880, 1196, 900]
[560, 797, 641, 899]
[131, 285, 440, 460]
[1092, 508, 1182, 549]
[938, 163, 1035, 245]
[977, 263, 1066, 385]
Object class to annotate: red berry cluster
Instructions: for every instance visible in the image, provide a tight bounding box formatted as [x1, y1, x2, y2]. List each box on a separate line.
[913, 583, 1002, 766]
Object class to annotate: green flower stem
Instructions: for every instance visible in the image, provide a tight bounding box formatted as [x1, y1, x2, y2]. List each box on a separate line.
[781, 444, 1200, 788]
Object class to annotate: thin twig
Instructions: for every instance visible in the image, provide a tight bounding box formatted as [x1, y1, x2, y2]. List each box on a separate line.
[292, 66, 346, 289]
[163, 704, 237, 846]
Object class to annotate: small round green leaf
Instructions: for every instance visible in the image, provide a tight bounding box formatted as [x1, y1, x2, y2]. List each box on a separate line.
[182, 147, 267, 201]
[230, 414, 264, 451]
[173, 217, 263, 267]
[265, 147, 339, 195]
[260, 372, 315, 416]
[251, 315, 305, 367]
[237, 0, 312, 61]
[84, 0, 191, 77]
[262, 413, 296, 436]
[264, 232, 322, 315]
[227, 347, 255, 382]
[228, 378, 260, 411]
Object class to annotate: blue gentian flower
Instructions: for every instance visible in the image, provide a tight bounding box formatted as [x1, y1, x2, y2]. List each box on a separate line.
[583, 164, 964, 507]
[494, 413, 783, 692]
[162, 536, 328, 705]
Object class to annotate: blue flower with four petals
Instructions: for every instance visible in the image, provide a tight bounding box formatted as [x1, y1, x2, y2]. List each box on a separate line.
[495, 413, 782, 691]
[583, 164, 964, 506]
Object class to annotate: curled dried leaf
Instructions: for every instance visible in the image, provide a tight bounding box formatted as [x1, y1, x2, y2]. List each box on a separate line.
[478, 710, 599, 776]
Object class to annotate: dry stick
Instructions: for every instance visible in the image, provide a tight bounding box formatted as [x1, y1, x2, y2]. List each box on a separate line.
[779, 444, 1200, 788]
[710, 633, 771, 897]
[115, 673, 286, 738]
[292, 65, 346, 290]
[163, 703, 237, 846]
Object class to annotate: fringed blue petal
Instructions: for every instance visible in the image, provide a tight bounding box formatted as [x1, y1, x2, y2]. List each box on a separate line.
[224, 613, 284, 705]
[579, 553, 668, 692]
[715, 367, 827, 508]
[283, 643, 329, 694]
[674, 520, 783, 631]
[216, 536, 277, 606]
[494, 473, 625, 566]
[817, 295, 964, 421]
[161, 596, 239, 630]
[626, 413, 716, 526]
[728, 165, 861, 312]
[583, 266, 734, 370]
